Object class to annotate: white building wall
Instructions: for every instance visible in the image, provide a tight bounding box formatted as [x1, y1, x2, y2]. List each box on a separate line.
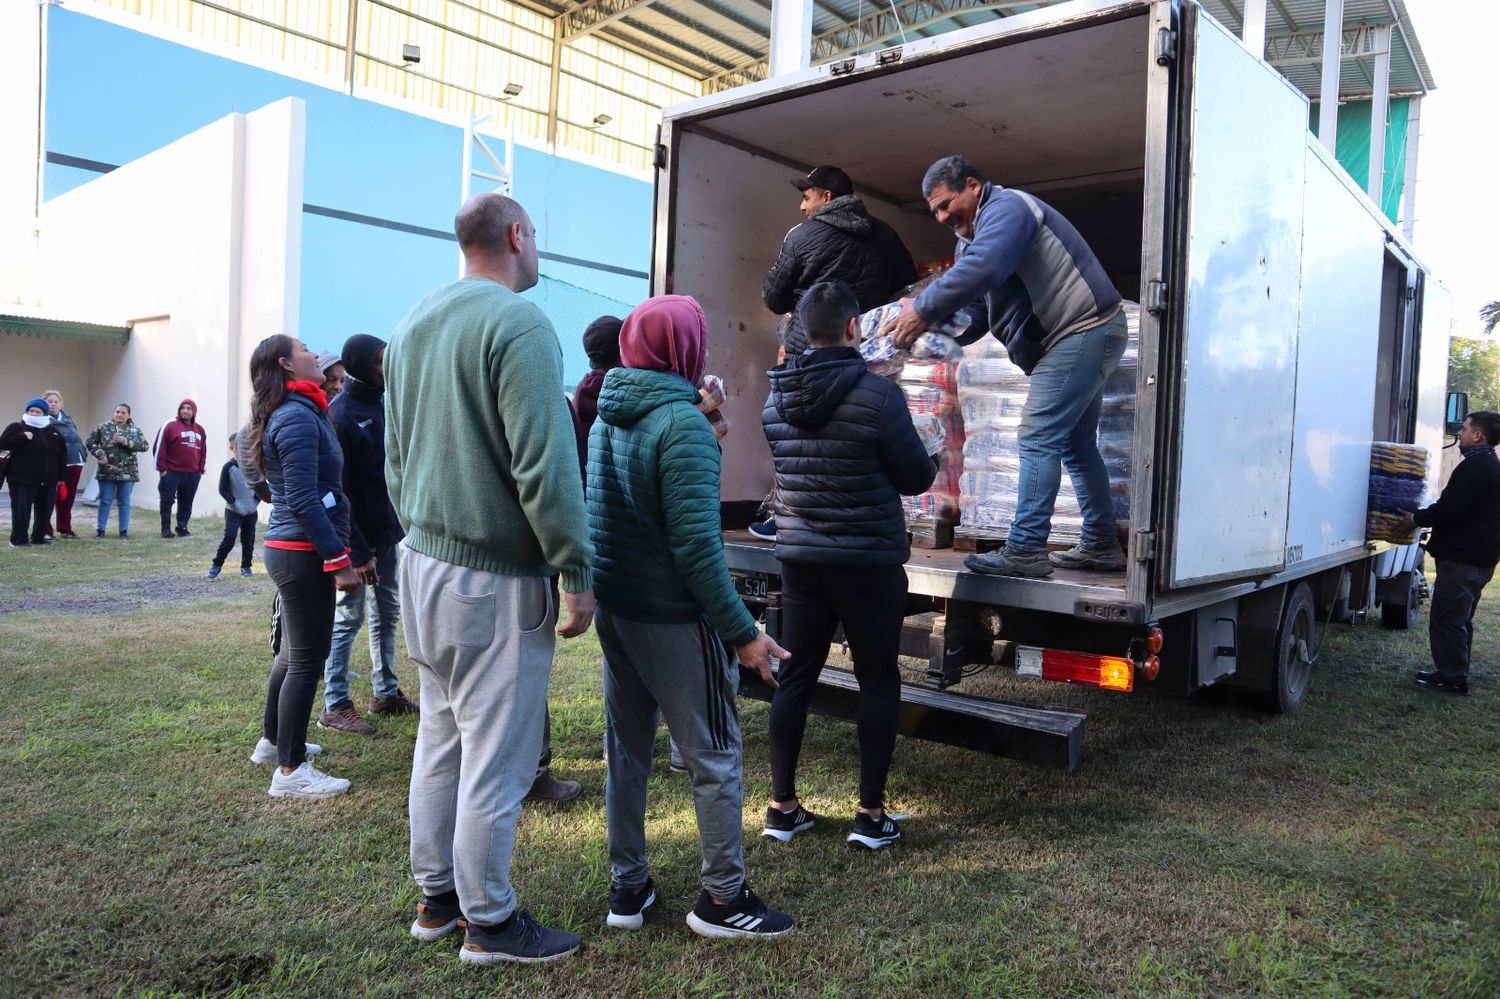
[34, 99, 305, 512]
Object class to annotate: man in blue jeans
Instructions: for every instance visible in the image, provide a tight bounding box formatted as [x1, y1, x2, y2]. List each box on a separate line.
[884, 154, 1127, 577]
[319, 334, 418, 732]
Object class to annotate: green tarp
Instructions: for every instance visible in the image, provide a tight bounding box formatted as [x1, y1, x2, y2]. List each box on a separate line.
[1310, 96, 1410, 223]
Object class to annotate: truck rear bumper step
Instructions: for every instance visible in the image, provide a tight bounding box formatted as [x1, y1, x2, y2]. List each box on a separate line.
[738, 665, 1085, 771]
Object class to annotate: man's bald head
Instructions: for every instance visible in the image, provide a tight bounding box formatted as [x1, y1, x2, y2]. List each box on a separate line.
[454, 193, 539, 292]
[455, 193, 528, 252]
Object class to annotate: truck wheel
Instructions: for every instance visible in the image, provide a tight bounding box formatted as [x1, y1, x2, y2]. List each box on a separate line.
[1262, 581, 1315, 714]
[1380, 569, 1422, 630]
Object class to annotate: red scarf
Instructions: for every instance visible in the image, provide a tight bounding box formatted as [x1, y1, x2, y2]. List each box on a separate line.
[286, 380, 330, 413]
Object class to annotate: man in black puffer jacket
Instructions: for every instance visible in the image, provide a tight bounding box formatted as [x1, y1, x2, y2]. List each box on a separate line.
[759, 280, 936, 852]
[763, 166, 917, 356]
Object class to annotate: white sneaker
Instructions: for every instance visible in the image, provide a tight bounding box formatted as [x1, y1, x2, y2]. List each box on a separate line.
[249, 737, 322, 765]
[268, 761, 350, 799]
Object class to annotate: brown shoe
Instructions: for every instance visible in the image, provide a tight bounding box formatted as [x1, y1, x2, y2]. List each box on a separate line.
[524, 774, 582, 804]
[317, 703, 375, 735]
[369, 689, 420, 716]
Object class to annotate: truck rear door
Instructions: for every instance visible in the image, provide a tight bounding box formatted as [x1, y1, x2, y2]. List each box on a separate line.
[1159, 5, 1310, 589]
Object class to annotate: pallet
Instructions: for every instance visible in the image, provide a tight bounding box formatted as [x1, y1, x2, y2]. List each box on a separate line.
[953, 533, 1005, 554]
[952, 533, 1082, 554]
[909, 520, 955, 550]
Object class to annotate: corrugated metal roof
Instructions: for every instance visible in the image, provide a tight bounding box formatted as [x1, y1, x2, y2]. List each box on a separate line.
[520, 0, 1433, 101]
[0, 312, 131, 345]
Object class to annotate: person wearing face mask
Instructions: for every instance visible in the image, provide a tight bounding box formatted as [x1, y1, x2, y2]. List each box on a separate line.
[41, 390, 86, 539]
[153, 399, 207, 538]
[85, 403, 150, 538]
[245, 333, 361, 799]
[882, 154, 1127, 579]
[1, 398, 67, 547]
[318, 333, 418, 733]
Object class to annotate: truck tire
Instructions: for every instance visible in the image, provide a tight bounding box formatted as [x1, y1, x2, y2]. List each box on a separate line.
[1380, 569, 1422, 630]
[1262, 581, 1315, 714]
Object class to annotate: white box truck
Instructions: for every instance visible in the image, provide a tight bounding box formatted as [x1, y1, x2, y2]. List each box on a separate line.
[648, 0, 1461, 769]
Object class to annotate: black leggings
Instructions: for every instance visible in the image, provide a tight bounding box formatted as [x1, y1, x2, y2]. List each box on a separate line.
[768, 561, 906, 810]
[262, 548, 336, 767]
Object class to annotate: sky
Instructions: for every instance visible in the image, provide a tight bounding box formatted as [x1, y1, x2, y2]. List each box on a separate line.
[1401, 0, 1498, 338]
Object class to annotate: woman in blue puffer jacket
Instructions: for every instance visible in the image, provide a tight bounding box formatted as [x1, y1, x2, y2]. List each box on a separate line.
[244, 333, 360, 800]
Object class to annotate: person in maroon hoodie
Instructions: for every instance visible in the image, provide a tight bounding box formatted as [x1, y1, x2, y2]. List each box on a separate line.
[154, 398, 207, 538]
[572, 315, 623, 477]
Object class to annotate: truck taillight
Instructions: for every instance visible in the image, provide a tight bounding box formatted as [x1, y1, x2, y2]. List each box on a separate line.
[1146, 626, 1164, 654]
[1141, 654, 1160, 682]
[1016, 647, 1134, 693]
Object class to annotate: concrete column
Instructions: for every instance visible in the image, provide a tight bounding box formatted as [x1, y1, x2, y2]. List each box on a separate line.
[1317, 0, 1344, 153]
[1400, 96, 1421, 240]
[769, 0, 812, 78]
[1242, 0, 1266, 57]
[1366, 23, 1391, 206]
[0, 0, 44, 304]
[547, 18, 563, 147]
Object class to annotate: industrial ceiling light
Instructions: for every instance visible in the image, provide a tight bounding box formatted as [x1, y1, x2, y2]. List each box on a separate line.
[402, 44, 420, 64]
[503, 82, 523, 98]
[593, 113, 612, 126]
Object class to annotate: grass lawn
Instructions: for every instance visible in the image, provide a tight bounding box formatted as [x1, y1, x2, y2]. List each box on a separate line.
[2, 519, 1497, 997]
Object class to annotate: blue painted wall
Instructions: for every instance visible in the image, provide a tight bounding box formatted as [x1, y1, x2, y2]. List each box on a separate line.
[43, 8, 650, 386]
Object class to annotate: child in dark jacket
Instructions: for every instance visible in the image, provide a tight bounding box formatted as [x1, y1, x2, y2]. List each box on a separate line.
[208, 433, 261, 578]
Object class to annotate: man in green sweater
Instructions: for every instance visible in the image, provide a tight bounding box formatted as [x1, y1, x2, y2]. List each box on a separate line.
[385, 193, 595, 965]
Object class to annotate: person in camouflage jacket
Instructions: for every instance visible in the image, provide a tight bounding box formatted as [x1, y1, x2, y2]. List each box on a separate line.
[86, 403, 150, 537]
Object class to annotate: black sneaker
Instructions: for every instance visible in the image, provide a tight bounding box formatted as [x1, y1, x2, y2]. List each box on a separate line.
[459, 909, 579, 964]
[410, 893, 467, 941]
[686, 884, 793, 939]
[747, 519, 777, 541]
[1414, 670, 1469, 696]
[161, 530, 174, 539]
[119, 531, 129, 540]
[605, 877, 657, 930]
[761, 804, 817, 842]
[847, 811, 902, 850]
[93, 530, 105, 539]
[175, 527, 192, 537]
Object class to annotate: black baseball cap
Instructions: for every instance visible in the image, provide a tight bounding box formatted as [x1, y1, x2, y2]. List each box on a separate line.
[792, 165, 853, 197]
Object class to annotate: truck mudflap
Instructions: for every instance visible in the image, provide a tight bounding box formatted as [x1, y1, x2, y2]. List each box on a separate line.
[737, 665, 1085, 772]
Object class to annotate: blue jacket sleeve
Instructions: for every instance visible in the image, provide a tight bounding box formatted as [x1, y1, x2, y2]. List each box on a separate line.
[877, 384, 939, 497]
[912, 191, 1039, 325]
[658, 406, 760, 647]
[268, 409, 345, 561]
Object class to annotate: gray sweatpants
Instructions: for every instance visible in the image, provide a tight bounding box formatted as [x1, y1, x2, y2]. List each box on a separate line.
[598, 606, 746, 902]
[402, 547, 555, 927]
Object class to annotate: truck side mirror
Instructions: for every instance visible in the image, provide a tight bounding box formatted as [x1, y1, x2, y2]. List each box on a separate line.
[1445, 391, 1469, 435]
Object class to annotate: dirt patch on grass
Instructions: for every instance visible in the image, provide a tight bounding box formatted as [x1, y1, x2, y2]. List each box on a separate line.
[0, 573, 265, 616]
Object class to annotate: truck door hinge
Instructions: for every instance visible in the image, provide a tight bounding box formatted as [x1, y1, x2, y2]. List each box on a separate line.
[1146, 280, 1168, 315]
[654, 144, 667, 170]
[1135, 531, 1157, 561]
[1156, 28, 1177, 65]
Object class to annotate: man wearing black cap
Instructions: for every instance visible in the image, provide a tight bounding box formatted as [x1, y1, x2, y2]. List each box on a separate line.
[763, 165, 917, 357]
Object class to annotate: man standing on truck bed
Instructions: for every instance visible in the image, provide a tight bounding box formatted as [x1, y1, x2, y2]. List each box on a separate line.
[764, 165, 918, 359]
[883, 154, 1127, 578]
[1404, 411, 1500, 697]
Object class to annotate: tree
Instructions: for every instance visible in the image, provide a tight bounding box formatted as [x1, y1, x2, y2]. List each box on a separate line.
[1482, 300, 1500, 337]
[1449, 337, 1500, 412]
